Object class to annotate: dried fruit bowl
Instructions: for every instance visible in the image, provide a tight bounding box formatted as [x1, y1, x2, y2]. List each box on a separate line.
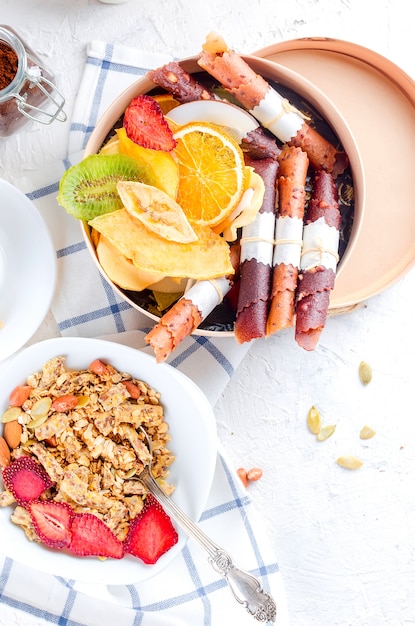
[82, 54, 365, 337]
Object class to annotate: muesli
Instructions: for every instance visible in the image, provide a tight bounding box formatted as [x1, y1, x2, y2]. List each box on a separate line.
[0, 356, 178, 563]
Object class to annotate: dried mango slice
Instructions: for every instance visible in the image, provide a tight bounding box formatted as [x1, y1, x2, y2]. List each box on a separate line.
[89, 208, 233, 279]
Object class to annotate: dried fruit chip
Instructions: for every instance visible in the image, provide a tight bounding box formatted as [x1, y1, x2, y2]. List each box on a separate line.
[89, 208, 234, 280]
[173, 121, 246, 227]
[117, 127, 180, 198]
[117, 180, 197, 243]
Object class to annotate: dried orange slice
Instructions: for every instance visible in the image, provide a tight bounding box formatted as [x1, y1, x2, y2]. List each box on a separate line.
[172, 122, 245, 227]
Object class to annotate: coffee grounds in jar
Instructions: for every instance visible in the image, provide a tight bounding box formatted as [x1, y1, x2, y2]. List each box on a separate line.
[0, 42, 18, 90]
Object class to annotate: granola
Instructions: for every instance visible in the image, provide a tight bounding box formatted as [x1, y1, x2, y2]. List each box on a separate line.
[0, 356, 175, 543]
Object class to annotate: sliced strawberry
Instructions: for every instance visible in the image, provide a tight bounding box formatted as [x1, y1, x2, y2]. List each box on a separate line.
[123, 95, 177, 152]
[29, 500, 73, 549]
[70, 512, 123, 559]
[2, 455, 53, 504]
[123, 494, 178, 564]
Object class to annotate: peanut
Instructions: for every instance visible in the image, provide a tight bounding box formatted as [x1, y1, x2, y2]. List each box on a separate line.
[9, 385, 31, 407]
[52, 394, 78, 412]
[236, 467, 248, 487]
[247, 467, 263, 481]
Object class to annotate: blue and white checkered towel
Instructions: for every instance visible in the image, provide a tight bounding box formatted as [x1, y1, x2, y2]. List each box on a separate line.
[0, 42, 289, 625]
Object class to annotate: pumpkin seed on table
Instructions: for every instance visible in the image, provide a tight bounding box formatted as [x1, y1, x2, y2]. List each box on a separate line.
[360, 425, 376, 440]
[336, 455, 363, 470]
[359, 361, 372, 385]
[316, 424, 336, 441]
[307, 405, 322, 434]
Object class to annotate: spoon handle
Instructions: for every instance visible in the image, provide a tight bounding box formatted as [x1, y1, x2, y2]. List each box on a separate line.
[140, 470, 277, 623]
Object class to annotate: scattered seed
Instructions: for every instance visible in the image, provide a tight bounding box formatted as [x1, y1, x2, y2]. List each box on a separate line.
[359, 361, 372, 385]
[1, 407, 23, 423]
[307, 405, 322, 434]
[247, 467, 263, 481]
[316, 424, 336, 441]
[360, 425, 376, 440]
[237, 467, 248, 488]
[336, 455, 363, 470]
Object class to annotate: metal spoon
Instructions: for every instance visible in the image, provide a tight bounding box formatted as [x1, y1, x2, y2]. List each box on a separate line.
[133, 425, 277, 623]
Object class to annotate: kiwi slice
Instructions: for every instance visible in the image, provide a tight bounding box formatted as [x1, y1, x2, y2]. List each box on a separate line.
[57, 153, 158, 221]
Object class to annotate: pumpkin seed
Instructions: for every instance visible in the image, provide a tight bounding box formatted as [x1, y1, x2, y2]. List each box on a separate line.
[317, 424, 336, 441]
[1, 406, 23, 423]
[360, 425, 376, 440]
[307, 406, 321, 434]
[336, 455, 363, 470]
[26, 414, 49, 429]
[30, 397, 52, 419]
[359, 361, 372, 385]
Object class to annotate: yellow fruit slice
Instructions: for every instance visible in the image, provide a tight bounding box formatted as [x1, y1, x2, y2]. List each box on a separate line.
[116, 127, 179, 199]
[117, 180, 198, 244]
[172, 121, 246, 227]
[153, 94, 180, 115]
[89, 208, 233, 280]
[99, 135, 120, 155]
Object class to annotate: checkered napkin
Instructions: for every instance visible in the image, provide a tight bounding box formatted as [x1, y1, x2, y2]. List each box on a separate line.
[0, 42, 289, 625]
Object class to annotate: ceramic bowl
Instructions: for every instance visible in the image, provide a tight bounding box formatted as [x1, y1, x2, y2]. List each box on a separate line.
[82, 54, 364, 336]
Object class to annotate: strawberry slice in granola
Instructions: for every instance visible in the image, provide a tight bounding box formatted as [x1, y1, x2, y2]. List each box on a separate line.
[29, 500, 73, 549]
[123, 494, 178, 564]
[123, 95, 177, 152]
[70, 512, 124, 559]
[2, 456, 53, 504]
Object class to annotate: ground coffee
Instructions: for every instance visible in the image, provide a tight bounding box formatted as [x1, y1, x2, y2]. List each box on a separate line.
[0, 41, 18, 90]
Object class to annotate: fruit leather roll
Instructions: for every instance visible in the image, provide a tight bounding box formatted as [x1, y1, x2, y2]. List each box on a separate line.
[145, 245, 240, 362]
[295, 170, 342, 350]
[234, 156, 279, 344]
[148, 62, 280, 161]
[198, 33, 348, 177]
[148, 61, 214, 103]
[267, 145, 309, 335]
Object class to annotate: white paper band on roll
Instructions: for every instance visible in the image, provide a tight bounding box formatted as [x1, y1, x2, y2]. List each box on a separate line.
[250, 87, 304, 143]
[240, 211, 275, 265]
[183, 276, 231, 319]
[301, 217, 340, 272]
[272, 215, 304, 267]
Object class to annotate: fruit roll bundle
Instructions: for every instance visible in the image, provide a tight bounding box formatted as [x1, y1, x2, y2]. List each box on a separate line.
[295, 170, 342, 351]
[148, 61, 215, 103]
[148, 61, 280, 161]
[197, 34, 348, 177]
[234, 156, 279, 344]
[266, 145, 309, 335]
[145, 245, 240, 362]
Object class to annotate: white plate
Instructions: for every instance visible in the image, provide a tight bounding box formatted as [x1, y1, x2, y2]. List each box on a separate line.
[0, 179, 57, 362]
[0, 337, 217, 584]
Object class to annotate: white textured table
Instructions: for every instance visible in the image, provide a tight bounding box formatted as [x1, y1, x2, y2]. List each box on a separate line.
[1, 1, 415, 625]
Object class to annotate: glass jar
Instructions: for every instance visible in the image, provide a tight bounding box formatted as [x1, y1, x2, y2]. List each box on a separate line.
[0, 26, 66, 138]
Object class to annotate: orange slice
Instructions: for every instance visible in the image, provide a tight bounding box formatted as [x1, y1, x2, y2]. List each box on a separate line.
[172, 121, 245, 227]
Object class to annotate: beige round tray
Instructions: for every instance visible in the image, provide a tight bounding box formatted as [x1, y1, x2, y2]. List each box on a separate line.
[254, 38, 415, 309]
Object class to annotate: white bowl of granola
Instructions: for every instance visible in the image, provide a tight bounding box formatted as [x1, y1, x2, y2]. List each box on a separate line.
[0, 337, 217, 584]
